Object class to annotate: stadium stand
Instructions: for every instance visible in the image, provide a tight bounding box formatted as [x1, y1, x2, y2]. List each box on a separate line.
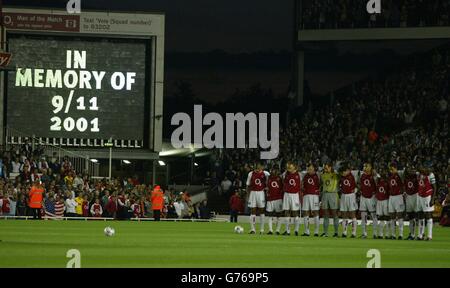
[209, 45, 449, 216]
[0, 45, 448, 224]
[301, 0, 450, 29]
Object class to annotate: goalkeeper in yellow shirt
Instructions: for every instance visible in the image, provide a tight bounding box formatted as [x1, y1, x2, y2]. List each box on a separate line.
[320, 162, 340, 237]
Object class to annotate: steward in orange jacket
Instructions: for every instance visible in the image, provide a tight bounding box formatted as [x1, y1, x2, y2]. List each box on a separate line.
[29, 181, 44, 219]
[151, 185, 164, 221]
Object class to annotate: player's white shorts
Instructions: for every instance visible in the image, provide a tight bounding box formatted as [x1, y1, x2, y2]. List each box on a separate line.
[416, 195, 434, 213]
[388, 194, 405, 213]
[340, 193, 357, 212]
[405, 194, 418, 213]
[266, 199, 283, 213]
[359, 196, 376, 212]
[302, 194, 319, 211]
[248, 190, 265, 209]
[282, 193, 300, 211]
[376, 200, 389, 216]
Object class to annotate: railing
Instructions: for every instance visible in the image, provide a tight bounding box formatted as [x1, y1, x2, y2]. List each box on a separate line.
[0, 215, 229, 222]
[4, 127, 100, 177]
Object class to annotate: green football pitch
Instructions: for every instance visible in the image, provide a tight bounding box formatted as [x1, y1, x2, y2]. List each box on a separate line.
[0, 220, 449, 268]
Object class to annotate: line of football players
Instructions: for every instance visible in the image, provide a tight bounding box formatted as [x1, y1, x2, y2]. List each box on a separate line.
[246, 161, 435, 240]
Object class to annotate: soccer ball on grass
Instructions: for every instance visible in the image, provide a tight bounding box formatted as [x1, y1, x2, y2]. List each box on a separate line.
[234, 225, 244, 234]
[104, 226, 115, 237]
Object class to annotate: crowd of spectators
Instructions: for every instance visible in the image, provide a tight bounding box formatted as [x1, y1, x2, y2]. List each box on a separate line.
[0, 144, 211, 220]
[211, 46, 449, 222]
[301, 0, 450, 29]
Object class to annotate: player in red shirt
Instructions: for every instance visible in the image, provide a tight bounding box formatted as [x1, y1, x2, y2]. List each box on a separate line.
[339, 163, 357, 238]
[375, 167, 391, 239]
[265, 165, 284, 235]
[301, 163, 320, 236]
[417, 166, 436, 241]
[404, 165, 419, 240]
[388, 163, 405, 239]
[358, 163, 378, 239]
[246, 162, 270, 234]
[281, 162, 302, 236]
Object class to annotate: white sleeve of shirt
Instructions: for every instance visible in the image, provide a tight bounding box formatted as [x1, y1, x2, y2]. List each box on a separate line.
[300, 171, 306, 180]
[281, 171, 286, 180]
[246, 172, 253, 187]
[351, 170, 359, 181]
[264, 171, 270, 186]
[429, 173, 436, 185]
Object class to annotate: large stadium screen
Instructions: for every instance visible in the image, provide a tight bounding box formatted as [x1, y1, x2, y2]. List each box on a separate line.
[6, 34, 151, 143]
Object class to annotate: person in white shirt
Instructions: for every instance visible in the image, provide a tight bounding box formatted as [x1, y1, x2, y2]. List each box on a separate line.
[173, 200, 184, 219]
[11, 158, 21, 174]
[73, 174, 84, 188]
[65, 194, 78, 217]
[38, 157, 49, 172]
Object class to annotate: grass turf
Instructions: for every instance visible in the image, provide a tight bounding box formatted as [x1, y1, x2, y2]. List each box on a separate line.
[0, 220, 449, 268]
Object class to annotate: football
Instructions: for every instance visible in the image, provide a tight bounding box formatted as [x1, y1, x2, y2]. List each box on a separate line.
[234, 225, 244, 234]
[104, 226, 115, 237]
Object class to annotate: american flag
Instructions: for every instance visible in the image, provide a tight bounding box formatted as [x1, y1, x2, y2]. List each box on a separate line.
[44, 199, 63, 219]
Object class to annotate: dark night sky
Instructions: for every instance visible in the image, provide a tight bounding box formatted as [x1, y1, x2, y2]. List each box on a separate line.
[5, 0, 294, 53]
[4, 1, 448, 100]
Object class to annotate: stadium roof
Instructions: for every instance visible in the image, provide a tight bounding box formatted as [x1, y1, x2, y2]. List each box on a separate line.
[159, 141, 211, 158]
